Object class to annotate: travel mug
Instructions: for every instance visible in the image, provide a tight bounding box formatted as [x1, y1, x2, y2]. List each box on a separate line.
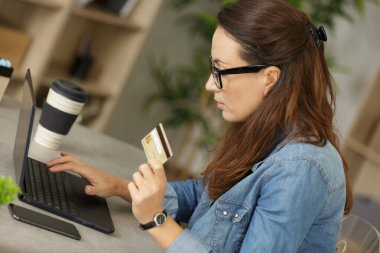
[34, 80, 87, 150]
[0, 58, 13, 101]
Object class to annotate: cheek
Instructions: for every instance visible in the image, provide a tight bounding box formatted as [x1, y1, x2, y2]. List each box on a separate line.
[224, 81, 265, 122]
[234, 94, 263, 121]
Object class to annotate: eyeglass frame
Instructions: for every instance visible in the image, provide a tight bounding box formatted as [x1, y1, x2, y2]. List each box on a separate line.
[209, 56, 276, 89]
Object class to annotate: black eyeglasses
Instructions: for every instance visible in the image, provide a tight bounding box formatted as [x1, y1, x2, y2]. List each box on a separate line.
[209, 56, 271, 89]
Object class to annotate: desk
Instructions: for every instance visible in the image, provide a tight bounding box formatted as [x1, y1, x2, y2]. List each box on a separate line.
[0, 96, 164, 253]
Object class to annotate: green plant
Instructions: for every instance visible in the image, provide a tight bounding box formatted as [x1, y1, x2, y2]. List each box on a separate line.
[0, 176, 21, 205]
[144, 0, 378, 148]
[292, 0, 379, 28]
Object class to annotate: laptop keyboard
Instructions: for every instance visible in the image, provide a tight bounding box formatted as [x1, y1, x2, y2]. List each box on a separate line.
[26, 158, 76, 215]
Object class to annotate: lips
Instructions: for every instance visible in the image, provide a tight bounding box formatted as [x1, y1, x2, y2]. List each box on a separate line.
[215, 99, 224, 109]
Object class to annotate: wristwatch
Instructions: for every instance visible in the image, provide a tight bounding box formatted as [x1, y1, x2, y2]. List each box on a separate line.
[139, 209, 167, 230]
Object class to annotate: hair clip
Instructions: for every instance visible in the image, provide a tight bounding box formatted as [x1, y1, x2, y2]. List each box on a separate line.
[309, 25, 327, 48]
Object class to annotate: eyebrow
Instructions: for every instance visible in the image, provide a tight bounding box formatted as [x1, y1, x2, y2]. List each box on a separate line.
[212, 58, 230, 67]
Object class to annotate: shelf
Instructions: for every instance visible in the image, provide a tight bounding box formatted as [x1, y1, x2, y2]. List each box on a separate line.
[13, 0, 64, 10]
[72, 5, 140, 30]
[2, 0, 162, 132]
[345, 137, 380, 168]
[42, 63, 113, 98]
[12, 69, 26, 81]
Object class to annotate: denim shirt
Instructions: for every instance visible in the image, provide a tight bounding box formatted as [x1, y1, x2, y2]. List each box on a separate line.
[164, 141, 346, 253]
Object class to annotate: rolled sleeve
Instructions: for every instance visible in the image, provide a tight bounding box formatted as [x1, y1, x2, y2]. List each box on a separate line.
[164, 183, 180, 219]
[166, 229, 213, 253]
[167, 179, 204, 222]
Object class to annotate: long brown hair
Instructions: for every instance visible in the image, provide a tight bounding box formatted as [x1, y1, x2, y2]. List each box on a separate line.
[203, 0, 352, 214]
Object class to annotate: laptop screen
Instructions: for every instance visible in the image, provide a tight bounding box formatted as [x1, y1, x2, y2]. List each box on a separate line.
[13, 69, 35, 189]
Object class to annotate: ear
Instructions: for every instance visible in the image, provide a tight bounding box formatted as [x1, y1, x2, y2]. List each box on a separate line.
[263, 66, 281, 96]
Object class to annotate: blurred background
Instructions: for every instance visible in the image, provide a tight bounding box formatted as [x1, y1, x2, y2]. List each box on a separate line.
[1, 0, 380, 233]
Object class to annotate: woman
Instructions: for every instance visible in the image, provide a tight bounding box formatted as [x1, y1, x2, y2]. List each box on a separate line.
[48, 0, 352, 252]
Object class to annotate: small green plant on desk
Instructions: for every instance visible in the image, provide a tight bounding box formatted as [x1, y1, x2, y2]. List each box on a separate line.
[0, 176, 21, 205]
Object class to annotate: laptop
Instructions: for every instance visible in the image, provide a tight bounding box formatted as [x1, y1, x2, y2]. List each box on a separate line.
[13, 69, 115, 234]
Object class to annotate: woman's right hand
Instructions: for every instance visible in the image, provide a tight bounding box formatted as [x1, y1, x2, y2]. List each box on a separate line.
[47, 152, 131, 202]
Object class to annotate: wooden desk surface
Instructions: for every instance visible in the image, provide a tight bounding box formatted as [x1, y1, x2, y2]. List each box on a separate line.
[0, 96, 163, 253]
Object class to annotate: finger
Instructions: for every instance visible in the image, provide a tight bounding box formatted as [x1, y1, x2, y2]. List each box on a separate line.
[49, 162, 91, 180]
[61, 151, 82, 163]
[132, 171, 145, 189]
[127, 181, 139, 200]
[47, 157, 70, 167]
[85, 185, 96, 195]
[60, 151, 79, 159]
[60, 151, 71, 156]
[49, 161, 78, 172]
[138, 164, 154, 181]
[47, 154, 79, 167]
[147, 159, 166, 179]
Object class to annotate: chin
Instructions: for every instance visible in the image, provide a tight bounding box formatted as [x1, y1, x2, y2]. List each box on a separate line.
[222, 111, 241, 122]
[222, 110, 250, 123]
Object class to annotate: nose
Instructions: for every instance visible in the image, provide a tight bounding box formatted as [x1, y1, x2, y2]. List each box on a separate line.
[205, 74, 220, 92]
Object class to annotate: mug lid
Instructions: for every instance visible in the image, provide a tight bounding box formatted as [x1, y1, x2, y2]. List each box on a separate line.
[51, 80, 87, 103]
[0, 65, 13, 78]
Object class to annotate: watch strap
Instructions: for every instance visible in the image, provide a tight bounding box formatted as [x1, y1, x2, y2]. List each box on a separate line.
[139, 209, 167, 231]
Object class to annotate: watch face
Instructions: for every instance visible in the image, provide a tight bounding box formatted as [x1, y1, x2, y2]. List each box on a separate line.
[155, 213, 167, 226]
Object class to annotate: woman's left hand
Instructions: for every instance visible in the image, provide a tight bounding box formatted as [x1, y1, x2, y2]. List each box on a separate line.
[128, 159, 167, 224]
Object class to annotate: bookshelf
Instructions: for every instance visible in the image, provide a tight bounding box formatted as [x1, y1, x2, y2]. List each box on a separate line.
[16, 0, 63, 10]
[0, 0, 162, 131]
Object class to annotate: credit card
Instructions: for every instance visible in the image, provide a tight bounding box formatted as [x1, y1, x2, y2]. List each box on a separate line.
[141, 123, 173, 164]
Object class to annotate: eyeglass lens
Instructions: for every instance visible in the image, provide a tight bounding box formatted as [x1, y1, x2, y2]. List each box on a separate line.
[209, 58, 222, 89]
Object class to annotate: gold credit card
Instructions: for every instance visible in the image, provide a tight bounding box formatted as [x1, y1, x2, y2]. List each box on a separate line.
[141, 123, 173, 164]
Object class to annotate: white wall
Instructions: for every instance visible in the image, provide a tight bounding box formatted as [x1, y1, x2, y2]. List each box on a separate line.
[331, 3, 380, 139]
